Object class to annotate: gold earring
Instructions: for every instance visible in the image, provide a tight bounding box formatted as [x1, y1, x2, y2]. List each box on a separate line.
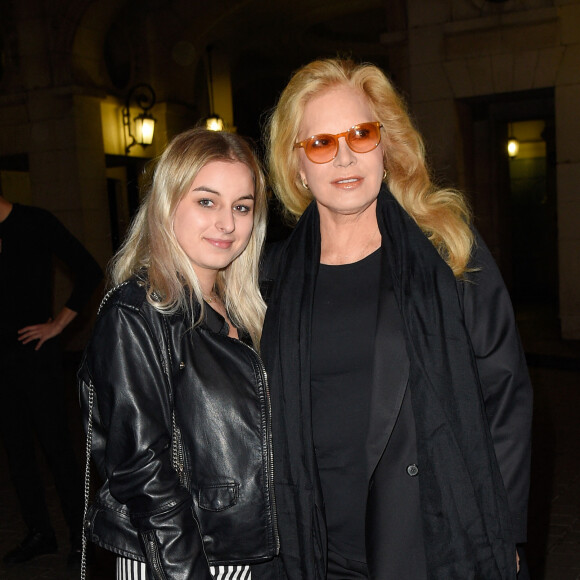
[301, 178, 309, 190]
[383, 169, 387, 180]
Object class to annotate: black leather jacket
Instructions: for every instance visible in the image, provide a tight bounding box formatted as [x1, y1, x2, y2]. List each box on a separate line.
[79, 278, 279, 578]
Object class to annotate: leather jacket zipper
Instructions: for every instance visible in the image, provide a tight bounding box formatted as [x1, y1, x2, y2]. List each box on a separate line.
[145, 533, 167, 580]
[234, 339, 280, 554]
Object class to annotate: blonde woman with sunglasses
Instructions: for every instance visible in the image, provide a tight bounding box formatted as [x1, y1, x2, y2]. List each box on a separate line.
[257, 58, 532, 580]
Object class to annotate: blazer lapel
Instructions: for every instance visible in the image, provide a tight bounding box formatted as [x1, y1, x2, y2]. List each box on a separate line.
[366, 244, 410, 481]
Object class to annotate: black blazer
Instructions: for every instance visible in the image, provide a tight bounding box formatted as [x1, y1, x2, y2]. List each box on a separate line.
[256, 188, 532, 580]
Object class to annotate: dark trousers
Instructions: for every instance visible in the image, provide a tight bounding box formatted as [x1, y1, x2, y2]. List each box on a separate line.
[0, 339, 84, 548]
[327, 550, 368, 579]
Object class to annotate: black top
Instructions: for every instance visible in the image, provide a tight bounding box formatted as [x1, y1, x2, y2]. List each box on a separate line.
[311, 248, 381, 567]
[0, 203, 103, 346]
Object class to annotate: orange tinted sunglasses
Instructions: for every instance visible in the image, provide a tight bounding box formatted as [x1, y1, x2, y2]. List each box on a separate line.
[294, 121, 383, 164]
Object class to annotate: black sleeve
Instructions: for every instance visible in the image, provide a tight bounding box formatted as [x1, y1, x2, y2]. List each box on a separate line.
[42, 210, 103, 312]
[460, 232, 533, 543]
[259, 240, 287, 304]
[87, 304, 212, 579]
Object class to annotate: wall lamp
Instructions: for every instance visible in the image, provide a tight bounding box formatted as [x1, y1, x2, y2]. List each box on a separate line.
[123, 83, 157, 154]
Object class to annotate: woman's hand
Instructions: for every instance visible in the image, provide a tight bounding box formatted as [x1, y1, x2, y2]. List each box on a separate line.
[18, 307, 77, 350]
[18, 319, 62, 350]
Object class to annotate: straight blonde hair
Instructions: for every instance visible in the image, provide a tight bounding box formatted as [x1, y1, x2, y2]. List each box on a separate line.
[266, 58, 473, 278]
[110, 127, 267, 348]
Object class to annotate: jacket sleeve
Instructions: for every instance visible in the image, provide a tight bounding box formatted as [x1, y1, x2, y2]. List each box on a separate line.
[460, 232, 533, 544]
[87, 302, 212, 579]
[42, 209, 103, 313]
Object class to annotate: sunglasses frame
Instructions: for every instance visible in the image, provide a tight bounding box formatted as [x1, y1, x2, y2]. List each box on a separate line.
[294, 121, 383, 164]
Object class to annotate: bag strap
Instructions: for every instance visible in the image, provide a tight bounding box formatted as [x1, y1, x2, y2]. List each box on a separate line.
[80, 380, 94, 580]
[162, 315, 188, 488]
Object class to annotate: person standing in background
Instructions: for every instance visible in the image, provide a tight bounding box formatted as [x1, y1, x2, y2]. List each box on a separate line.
[0, 188, 103, 571]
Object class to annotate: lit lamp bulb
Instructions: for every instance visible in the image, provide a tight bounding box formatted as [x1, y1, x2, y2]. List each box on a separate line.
[205, 114, 225, 132]
[507, 137, 519, 158]
[135, 115, 156, 146]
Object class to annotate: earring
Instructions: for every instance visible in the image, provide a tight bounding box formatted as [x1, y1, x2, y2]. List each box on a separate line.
[301, 178, 309, 190]
[383, 169, 387, 180]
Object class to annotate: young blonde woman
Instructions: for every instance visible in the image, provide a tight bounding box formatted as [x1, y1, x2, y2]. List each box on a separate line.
[257, 58, 532, 580]
[79, 128, 278, 579]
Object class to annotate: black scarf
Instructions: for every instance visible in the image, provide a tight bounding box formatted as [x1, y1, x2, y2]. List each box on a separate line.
[261, 186, 515, 579]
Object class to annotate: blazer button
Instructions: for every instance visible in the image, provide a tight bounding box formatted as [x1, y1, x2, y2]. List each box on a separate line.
[179, 361, 185, 370]
[406, 464, 419, 477]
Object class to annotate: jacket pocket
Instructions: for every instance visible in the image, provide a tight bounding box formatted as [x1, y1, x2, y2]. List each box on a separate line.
[197, 482, 239, 512]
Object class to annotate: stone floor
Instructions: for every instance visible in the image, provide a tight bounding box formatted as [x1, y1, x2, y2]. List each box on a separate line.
[1, 304, 579, 579]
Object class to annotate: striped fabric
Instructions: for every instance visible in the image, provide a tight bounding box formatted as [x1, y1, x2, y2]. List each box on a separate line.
[116, 556, 251, 579]
[116, 558, 147, 579]
[210, 565, 252, 579]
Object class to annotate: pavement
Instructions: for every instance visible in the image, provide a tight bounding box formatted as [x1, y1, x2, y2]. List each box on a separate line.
[0, 304, 579, 579]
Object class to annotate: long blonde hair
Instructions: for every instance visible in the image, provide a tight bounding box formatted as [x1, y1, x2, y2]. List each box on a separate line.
[266, 58, 473, 278]
[110, 127, 267, 348]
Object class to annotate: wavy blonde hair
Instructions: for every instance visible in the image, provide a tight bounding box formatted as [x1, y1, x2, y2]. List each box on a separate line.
[110, 127, 267, 348]
[266, 58, 473, 278]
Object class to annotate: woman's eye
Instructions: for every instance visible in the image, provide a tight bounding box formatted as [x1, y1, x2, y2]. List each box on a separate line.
[311, 136, 332, 149]
[234, 204, 252, 213]
[199, 199, 214, 207]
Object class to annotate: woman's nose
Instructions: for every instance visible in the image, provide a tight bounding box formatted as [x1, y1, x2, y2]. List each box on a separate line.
[333, 136, 356, 167]
[216, 209, 235, 233]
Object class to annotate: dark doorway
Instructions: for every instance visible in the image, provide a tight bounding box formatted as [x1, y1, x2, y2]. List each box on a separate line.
[458, 88, 557, 308]
[507, 119, 557, 305]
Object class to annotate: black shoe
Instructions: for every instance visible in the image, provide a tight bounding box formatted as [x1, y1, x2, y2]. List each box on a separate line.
[3, 530, 58, 565]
